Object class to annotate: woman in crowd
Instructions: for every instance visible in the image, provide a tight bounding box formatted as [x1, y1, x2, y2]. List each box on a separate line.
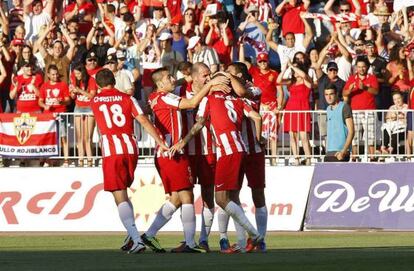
[182, 8, 198, 37]
[277, 60, 313, 165]
[137, 23, 160, 113]
[387, 45, 412, 102]
[69, 64, 97, 167]
[14, 45, 42, 75]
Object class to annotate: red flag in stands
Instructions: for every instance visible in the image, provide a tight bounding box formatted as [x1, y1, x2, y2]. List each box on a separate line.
[0, 113, 58, 157]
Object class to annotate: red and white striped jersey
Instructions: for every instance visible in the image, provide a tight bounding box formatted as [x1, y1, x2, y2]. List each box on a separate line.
[90, 88, 143, 157]
[197, 93, 252, 159]
[242, 86, 263, 154]
[148, 90, 184, 150]
[184, 85, 216, 156]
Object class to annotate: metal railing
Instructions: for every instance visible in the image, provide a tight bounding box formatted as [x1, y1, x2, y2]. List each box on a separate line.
[2, 109, 413, 166]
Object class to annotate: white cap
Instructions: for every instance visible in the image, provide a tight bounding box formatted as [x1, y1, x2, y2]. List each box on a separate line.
[246, 5, 259, 13]
[116, 50, 125, 59]
[107, 47, 116, 56]
[187, 36, 200, 50]
[158, 32, 172, 41]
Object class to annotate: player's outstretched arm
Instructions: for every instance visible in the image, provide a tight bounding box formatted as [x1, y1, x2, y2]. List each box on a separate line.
[136, 114, 169, 152]
[170, 116, 206, 157]
[178, 75, 230, 109]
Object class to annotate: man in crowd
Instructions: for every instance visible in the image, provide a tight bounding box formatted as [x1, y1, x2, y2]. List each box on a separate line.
[343, 56, 378, 160]
[324, 84, 354, 162]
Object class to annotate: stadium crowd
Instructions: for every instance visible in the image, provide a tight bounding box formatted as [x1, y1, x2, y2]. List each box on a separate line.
[0, 0, 413, 166]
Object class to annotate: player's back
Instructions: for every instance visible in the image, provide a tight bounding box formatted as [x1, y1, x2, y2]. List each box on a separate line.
[198, 93, 248, 157]
[207, 93, 245, 134]
[91, 88, 143, 157]
[91, 88, 141, 136]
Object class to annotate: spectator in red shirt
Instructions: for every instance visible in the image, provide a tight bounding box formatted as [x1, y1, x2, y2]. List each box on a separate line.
[205, 15, 233, 66]
[277, 60, 313, 165]
[343, 56, 379, 159]
[275, 0, 310, 47]
[64, 0, 96, 36]
[240, 47, 283, 165]
[9, 62, 43, 113]
[38, 64, 71, 166]
[69, 64, 97, 167]
[0, 55, 8, 112]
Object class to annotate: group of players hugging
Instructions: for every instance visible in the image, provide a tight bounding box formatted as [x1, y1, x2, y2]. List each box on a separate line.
[91, 61, 268, 254]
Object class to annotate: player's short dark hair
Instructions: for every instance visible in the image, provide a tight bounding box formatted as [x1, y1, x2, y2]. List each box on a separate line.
[96, 69, 116, 88]
[47, 64, 59, 73]
[178, 61, 192, 72]
[227, 62, 252, 82]
[325, 83, 338, 93]
[152, 67, 169, 87]
[355, 55, 370, 68]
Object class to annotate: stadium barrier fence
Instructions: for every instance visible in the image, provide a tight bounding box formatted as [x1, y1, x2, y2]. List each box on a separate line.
[1, 109, 413, 166]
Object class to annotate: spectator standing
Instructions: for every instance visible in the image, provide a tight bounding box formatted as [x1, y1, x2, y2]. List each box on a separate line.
[240, 47, 283, 165]
[324, 84, 354, 162]
[387, 45, 412, 102]
[34, 22, 76, 83]
[314, 61, 345, 143]
[158, 32, 184, 77]
[170, 17, 188, 61]
[277, 61, 312, 165]
[38, 65, 71, 166]
[380, 92, 407, 156]
[188, 36, 220, 74]
[9, 0, 24, 38]
[343, 56, 379, 159]
[69, 64, 97, 167]
[23, 0, 54, 43]
[63, 0, 96, 36]
[237, 5, 267, 60]
[105, 54, 134, 96]
[275, 0, 310, 47]
[205, 15, 233, 66]
[9, 62, 43, 113]
[266, 12, 313, 70]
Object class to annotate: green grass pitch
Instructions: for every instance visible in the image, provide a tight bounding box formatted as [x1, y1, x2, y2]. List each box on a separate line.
[1, 232, 414, 271]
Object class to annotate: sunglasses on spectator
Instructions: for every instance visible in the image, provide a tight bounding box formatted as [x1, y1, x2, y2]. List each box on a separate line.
[87, 59, 97, 62]
[355, 43, 364, 46]
[340, 9, 350, 12]
[328, 69, 338, 72]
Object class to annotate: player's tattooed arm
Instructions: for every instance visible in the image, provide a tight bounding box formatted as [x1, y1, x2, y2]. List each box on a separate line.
[169, 117, 206, 157]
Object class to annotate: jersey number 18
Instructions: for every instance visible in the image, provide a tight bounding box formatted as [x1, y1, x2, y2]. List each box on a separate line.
[99, 104, 126, 128]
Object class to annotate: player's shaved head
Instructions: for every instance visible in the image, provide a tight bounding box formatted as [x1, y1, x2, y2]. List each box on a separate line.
[96, 69, 116, 88]
[152, 67, 169, 88]
[191, 62, 209, 76]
